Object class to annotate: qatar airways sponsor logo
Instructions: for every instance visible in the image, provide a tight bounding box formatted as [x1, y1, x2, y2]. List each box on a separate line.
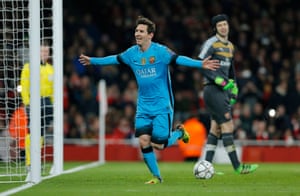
[136, 67, 157, 78]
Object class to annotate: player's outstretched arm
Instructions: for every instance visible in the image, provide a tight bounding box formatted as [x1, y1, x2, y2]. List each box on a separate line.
[176, 55, 219, 71]
[79, 54, 120, 66]
[79, 54, 91, 66]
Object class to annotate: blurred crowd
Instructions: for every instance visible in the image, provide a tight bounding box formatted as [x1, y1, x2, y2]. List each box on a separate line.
[61, 0, 300, 142]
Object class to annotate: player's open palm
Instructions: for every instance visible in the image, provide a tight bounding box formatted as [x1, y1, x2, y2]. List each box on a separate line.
[79, 54, 91, 66]
[202, 56, 220, 71]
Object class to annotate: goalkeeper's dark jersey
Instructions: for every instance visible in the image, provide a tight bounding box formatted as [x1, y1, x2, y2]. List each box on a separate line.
[198, 35, 236, 85]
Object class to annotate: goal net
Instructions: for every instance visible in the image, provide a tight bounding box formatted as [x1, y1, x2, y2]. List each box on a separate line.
[0, 0, 63, 183]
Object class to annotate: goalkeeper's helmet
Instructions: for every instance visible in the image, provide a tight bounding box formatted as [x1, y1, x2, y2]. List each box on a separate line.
[211, 14, 229, 33]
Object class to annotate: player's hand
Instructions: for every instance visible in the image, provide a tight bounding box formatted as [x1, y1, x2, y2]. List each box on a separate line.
[214, 76, 235, 90]
[229, 81, 238, 105]
[202, 56, 220, 71]
[230, 97, 237, 105]
[231, 82, 238, 96]
[79, 54, 91, 66]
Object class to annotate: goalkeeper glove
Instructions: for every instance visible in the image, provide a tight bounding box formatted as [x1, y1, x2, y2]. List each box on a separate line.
[214, 76, 235, 90]
[230, 97, 237, 105]
[229, 82, 238, 105]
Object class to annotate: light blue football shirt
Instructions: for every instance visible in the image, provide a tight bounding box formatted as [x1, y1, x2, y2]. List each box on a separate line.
[90, 42, 203, 115]
[119, 42, 175, 115]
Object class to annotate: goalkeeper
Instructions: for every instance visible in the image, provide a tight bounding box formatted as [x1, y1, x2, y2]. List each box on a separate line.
[20, 42, 54, 167]
[198, 14, 258, 174]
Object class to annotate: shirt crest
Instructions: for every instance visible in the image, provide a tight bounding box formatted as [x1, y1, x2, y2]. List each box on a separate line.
[149, 56, 155, 64]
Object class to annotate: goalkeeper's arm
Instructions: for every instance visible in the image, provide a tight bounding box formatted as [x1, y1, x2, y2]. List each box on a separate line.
[200, 67, 234, 90]
[199, 55, 237, 90]
[214, 76, 235, 90]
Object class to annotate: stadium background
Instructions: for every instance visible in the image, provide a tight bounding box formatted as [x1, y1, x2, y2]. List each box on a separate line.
[61, 0, 300, 144]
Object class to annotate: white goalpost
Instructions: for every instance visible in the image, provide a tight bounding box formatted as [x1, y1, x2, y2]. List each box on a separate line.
[98, 80, 107, 164]
[0, 0, 63, 184]
[0, 0, 108, 187]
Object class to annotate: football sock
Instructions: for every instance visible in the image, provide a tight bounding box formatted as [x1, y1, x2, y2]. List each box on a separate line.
[25, 133, 30, 166]
[142, 146, 161, 178]
[166, 130, 182, 147]
[205, 133, 218, 162]
[222, 132, 240, 170]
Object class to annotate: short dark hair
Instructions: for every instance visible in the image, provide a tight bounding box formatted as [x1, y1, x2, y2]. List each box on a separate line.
[136, 16, 156, 34]
[211, 14, 229, 28]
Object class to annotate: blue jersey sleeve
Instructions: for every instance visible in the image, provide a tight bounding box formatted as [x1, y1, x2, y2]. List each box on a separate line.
[176, 55, 203, 68]
[117, 46, 137, 66]
[90, 55, 119, 66]
[161, 47, 176, 65]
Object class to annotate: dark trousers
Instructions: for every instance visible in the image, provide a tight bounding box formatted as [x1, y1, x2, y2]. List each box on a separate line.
[26, 97, 53, 136]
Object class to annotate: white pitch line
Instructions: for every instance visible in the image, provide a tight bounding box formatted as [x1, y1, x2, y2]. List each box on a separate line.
[0, 161, 105, 196]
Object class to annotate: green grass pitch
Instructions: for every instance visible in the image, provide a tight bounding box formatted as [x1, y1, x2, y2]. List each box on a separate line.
[1, 162, 300, 196]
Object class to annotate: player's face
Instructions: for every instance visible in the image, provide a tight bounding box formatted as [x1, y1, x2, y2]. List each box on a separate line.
[216, 21, 229, 38]
[135, 24, 153, 48]
[40, 45, 50, 64]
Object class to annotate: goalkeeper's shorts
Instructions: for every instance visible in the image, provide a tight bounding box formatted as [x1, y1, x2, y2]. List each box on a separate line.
[203, 84, 232, 124]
